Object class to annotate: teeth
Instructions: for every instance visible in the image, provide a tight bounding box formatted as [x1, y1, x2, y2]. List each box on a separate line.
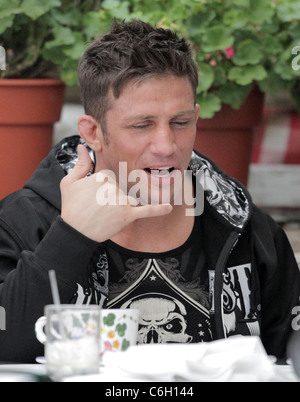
[148, 167, 174, 177]
[152, 170, 169, 177]
[151, 166, 173, 170]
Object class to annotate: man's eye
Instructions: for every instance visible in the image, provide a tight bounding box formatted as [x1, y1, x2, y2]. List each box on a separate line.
[172, 121, 189, 127]
[133, 123, 150, 129]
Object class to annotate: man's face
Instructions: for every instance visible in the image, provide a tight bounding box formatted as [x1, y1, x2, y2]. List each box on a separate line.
[96, 74, 199, 205]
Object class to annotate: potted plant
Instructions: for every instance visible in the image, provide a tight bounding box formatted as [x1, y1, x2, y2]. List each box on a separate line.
[2, 0, 299, 196]
[184, 0, 300, 184]
[100, 0, 300, 184]
[0, 0, 109, 199]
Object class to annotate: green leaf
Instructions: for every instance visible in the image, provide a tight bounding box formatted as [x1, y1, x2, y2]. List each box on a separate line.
[231, 0, 250, 6]
[274, 59, 299, 80]
[0, 0, 19, 8]
[258, 71, 289, 94]
[51, 7, 81, 26]
[202, 26, 234, 52]
[277, 1, 300, 22]
[82, 11, 106, 40]
[247, 0, 275, 24]
[233, 40, 263, 66]
[281, 43, 298, 61]
[213, 65, 228, 87]
[0, 16, 14, 34]
[111, 1, 130, 20]
[44, 26, 75, 49]
[197, 93, 222, 119]
[228, 65, 267, 85]
[188, 11, 216, 36]
[63, 32, 86, 60]
[218, 83, 252, 109]
[197, 63, 214, 92]
[261, 35, 284, 56]
[0, 1, 20, 19]
[101, 0, 130, 20]
[59, 68, 78, 86]
[20, 0, 61, 20]
[223, 10, 247, 30]
[102, 0, 120, 8]
[290, 21, 300, 40]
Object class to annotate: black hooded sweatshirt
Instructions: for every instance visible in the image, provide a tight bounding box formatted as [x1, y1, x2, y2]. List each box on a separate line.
[0, 136, 299, 363]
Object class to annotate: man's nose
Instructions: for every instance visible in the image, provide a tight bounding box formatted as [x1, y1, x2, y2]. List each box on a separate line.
[149, 125, 176, 156]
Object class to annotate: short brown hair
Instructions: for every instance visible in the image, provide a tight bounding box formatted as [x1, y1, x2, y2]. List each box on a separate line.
[78, 19, 199, 137]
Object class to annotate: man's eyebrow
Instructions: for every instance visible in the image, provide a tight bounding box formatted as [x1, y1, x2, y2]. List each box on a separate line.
[121, 115, 155, 124]
[171, 110, 196, 118]
[122, 110, 196, 123]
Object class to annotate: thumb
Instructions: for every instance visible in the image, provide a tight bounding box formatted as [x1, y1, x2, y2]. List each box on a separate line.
[66, 144, 92, 183]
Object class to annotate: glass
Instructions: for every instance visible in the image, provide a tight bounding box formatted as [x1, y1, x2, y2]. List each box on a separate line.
[35, 305, 101, 381]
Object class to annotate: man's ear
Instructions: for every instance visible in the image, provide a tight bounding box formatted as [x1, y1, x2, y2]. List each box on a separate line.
[78, 115, 103, 152]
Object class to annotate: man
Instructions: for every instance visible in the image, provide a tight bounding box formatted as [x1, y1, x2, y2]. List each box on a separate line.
[0, 20, 299, 363]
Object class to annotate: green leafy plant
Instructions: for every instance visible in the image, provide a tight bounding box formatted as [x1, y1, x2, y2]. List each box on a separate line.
[0, 0, 110, 83]
[1, 0, 300, 118]
[123, 0, 300, 118]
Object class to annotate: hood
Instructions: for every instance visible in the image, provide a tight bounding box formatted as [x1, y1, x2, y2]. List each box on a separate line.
[189, 151, 251, 230]
[25, 135, 252, 230]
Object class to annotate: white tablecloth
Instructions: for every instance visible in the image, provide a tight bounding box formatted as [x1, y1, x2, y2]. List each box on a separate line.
[0, 337, 299, 382]
[0, 362, 298, 383]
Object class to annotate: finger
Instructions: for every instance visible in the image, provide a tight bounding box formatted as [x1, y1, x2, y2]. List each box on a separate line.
[127, 195, 139, 206]
[64, 144, 92, 183]
[129, 203, 173, 221]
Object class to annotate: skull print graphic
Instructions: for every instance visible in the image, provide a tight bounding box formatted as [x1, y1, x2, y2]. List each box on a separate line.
[122, 296, 193, 344]
[107, 259, 213, 344]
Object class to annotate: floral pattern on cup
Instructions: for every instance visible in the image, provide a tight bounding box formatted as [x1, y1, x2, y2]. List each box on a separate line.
[100, 310, 139, 355]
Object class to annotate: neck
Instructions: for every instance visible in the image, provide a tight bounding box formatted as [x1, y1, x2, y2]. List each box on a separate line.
[110, 203, 195, 253]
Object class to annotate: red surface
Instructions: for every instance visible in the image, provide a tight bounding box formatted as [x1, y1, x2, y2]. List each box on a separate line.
[252, 109, 300, 164]
[0, 79, 65, 199]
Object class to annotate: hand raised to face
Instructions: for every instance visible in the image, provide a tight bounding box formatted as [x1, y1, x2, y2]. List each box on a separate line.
[60, 145, 173, 243]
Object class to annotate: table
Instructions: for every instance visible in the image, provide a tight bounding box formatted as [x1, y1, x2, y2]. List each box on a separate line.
[0, 360, 298, 383]
[1, 339, 299, 382]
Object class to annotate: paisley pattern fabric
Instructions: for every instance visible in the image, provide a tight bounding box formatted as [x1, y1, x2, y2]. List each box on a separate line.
[56, 136, 95, 176]
[189, 151, 250, 229]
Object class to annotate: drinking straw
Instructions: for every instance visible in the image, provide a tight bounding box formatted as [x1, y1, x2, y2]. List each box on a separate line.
[49, 270, 61, 305]
[49, 270, 64, 339]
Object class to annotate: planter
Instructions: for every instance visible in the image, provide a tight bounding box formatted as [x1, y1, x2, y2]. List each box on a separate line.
[0, 79, 66, 199]
[195, 87, 265, 185]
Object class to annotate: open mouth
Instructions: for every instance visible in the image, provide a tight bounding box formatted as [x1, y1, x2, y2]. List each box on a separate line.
[144, 167, 175, 178]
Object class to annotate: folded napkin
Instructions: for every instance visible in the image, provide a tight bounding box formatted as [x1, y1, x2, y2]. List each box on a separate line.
[102, 336, 298, 382]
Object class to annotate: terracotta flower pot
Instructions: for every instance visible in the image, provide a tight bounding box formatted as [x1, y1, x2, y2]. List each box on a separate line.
[0, 79, 66, 199]
[195, 87, 265, 185]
